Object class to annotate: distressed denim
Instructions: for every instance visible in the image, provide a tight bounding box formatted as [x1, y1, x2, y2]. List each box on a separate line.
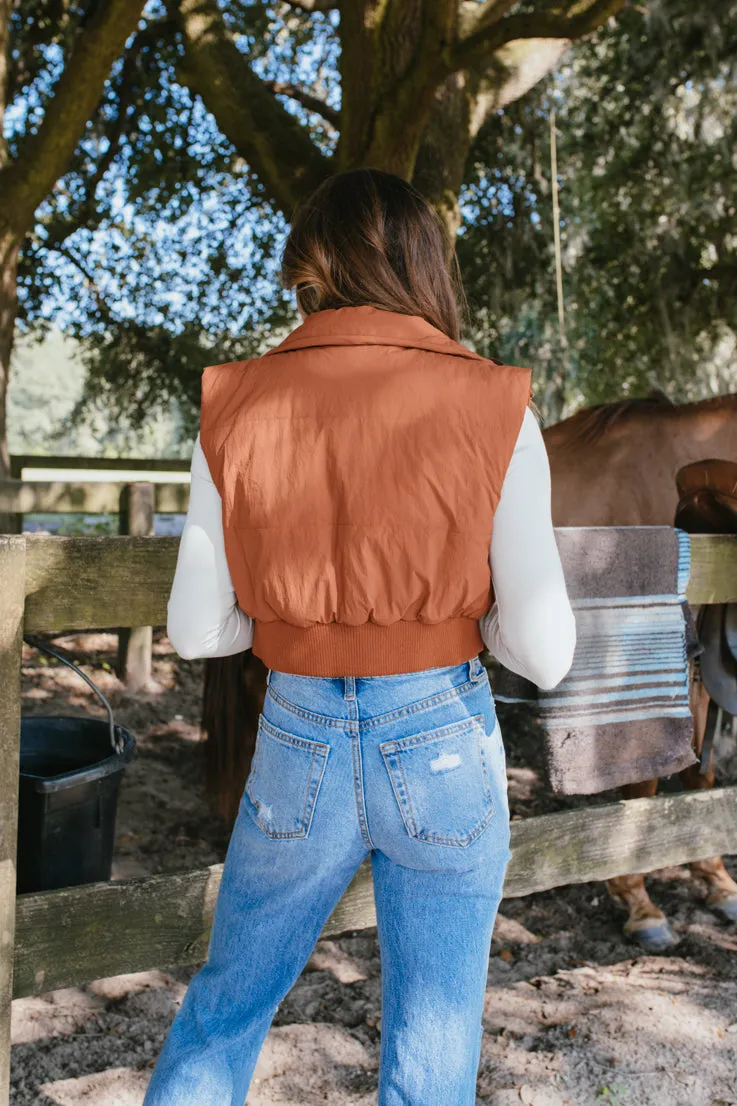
[143, 653, 512, 1106]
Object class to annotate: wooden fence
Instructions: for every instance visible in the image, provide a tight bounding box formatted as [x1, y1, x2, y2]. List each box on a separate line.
[3, 452, 191, 536]
[8, 453, 191, 478]
[1, 530, 737, 1103]
[0, 466, 190, 689]
[0, 479, 190, 518]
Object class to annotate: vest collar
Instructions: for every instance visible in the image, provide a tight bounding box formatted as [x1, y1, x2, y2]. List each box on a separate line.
[262, 305, 482, 361]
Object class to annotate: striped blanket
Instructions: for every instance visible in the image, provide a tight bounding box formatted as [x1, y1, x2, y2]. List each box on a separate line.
[492, 526, 700, 794]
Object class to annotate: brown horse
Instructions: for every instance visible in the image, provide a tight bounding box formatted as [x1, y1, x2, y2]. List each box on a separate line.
[544, 390, 737, 949]
[544, 389, 737, 525]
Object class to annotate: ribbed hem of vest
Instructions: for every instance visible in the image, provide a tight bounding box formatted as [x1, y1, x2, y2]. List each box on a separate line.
[251, 618, 485, 677]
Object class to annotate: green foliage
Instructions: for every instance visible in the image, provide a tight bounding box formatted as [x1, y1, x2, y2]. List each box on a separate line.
[56, 514, 118, 536]
[459, 0, 737, 418]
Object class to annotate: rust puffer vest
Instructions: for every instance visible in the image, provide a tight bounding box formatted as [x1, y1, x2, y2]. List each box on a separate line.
[199, 305, 532, 677]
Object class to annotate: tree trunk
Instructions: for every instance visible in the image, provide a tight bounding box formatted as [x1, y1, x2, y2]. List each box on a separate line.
[0, 231, 19, 531]
[412, 72, 479, 240]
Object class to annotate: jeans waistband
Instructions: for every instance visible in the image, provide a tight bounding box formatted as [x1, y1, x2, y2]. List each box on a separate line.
[266, 654, 486, 697]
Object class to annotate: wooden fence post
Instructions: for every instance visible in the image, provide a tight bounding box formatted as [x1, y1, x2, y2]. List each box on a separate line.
[1, 459, 23, 535]
[0, 536, 26, 1104]
[117, 483, 155, 690]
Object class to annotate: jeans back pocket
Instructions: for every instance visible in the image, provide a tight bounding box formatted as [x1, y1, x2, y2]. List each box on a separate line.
[245, 716, 330, 839]
[379, 714, 495, 848]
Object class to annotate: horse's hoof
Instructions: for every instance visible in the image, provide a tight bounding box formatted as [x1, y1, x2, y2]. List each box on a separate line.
[708, 895, 737, 924]
[624, 920, 680, 951]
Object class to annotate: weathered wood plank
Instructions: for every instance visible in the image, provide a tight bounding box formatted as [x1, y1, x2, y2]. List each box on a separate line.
[23, 535, 179, 632]
[19, 531, 737, 635]
[13, 786, 737, 999]
[687, 534, 737, 605]
[9, 455, 190, 474]
[0, 480, 190, 515]
[506, 785, 737, 899]
[0, 538, 26, 1099]
[14, 867, 223, 999]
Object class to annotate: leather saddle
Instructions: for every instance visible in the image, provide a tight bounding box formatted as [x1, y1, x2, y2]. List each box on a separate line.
[675, 459, 737, 716]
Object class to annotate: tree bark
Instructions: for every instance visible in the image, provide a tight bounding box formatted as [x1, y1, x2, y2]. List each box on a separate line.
[0, 0, 10, 174]
[0, 231, 18, 496]
[411, 34, 576, 240]
[447, 0, 624, 72]
[412, 72, 479, 240]
[176, 0, 331, 215]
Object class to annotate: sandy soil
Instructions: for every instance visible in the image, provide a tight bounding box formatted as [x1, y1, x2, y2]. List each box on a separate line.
[11, 631, 737, 1106]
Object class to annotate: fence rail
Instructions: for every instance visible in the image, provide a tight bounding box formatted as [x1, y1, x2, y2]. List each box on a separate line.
[1, 530, 736, 1104]
[9, 454, 190, 477]
[11, 786, 737, 1001]
[0, 480, 190, 516]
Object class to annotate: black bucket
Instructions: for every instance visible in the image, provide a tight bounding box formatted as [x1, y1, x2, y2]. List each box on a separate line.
[18, 636, 136, 894]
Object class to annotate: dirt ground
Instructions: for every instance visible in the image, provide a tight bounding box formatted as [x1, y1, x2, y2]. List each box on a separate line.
[11, 631, 737, 1106]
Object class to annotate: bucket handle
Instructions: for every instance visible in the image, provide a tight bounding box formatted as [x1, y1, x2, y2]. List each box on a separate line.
[23, 635, 125, 755]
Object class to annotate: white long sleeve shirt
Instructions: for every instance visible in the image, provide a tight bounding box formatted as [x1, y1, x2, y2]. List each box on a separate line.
[167, 407, 576, 689]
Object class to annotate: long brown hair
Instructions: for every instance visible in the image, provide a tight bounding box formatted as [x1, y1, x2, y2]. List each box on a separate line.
[280, 168, 469, 342]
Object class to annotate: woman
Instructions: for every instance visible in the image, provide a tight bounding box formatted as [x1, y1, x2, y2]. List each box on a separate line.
[144, 167, 576, 1106]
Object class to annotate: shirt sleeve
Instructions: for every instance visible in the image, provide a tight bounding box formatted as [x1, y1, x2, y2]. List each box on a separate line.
[478, 406, 576, 690]
[166, 434, 254, 660]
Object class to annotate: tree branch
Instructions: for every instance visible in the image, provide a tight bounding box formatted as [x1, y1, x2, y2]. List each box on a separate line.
[469, 38, 572, 135]
[447, 0, 627, 74]
[46, 241, 118, 322]
[0, 0, 12, 169]
[175, 0, 332, 216]
[280, 0, 336, 11]
[351, 0, 460, 177]
[457, 0, 519, 40]
[261, 79, 340, 128]
[41, 18, 174, 254]
[1, 0, 147, 234]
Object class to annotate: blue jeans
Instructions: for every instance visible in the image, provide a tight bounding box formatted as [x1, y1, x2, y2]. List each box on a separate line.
[143, 654, 511, 1106]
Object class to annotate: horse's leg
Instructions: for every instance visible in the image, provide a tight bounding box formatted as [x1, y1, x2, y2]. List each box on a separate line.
[201, 652, 268, 831]
[688, 854, 737, 921]
[682, 671, 737, 922]
[606, 778, 679, 950]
